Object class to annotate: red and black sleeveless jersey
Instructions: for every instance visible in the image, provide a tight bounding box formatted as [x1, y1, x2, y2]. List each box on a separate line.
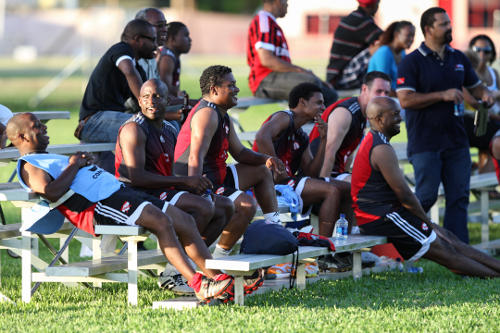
[163, 47, 180, 90]
[351, 130, 400, 225]
[174, 99, 230, 184]
[309, 97, 366, 173]
[252, 110, 308, 177]
[115, 113, 177, 183]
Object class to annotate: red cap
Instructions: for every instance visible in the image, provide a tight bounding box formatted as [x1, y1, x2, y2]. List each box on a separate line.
[358, 0, 378, 7]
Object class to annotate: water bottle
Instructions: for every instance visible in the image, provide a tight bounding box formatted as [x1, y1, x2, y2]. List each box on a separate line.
[201, 189, 213, 202]
[454, 102, 464, 117]
[334, 214, 348, 241]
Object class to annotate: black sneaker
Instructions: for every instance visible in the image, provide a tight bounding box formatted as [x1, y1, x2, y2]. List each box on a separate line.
[318, 253, 353, 272]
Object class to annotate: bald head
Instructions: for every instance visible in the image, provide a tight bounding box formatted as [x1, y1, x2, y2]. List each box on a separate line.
[135, 7, 163, 21]
[138, 79, 169, 121]
[6, 113, 33, 146]
[140, 78, 168, 96]
[121, 19, 154, 42]
[366, 97, 401, 137]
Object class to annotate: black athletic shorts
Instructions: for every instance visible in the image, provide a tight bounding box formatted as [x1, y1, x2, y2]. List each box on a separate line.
[206, 164, 243, 202]
[138, 187, 187, 205]
[359, 208, 436, 261]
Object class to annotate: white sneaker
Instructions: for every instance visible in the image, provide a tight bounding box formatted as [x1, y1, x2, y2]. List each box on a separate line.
[158, 271, 194, 295]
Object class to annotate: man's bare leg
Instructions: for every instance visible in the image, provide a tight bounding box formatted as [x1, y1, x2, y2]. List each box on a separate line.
[424, 235, 500, 277]
[236, 163, 278, 213]
[328, 178, 355, 232]
[216, 193, 256, 251]
[433, 224, 500, 272]
[300, 178, 341, 237]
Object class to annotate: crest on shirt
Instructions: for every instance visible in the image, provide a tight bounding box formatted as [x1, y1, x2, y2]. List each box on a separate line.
[159, 192, 167, 201]
[293, 141, 300, 150]
[121, 201, 131, 213]
[287, 178, 295, 187]
[215, 187, 225, 195]
[422, 223, 428, 231]
[455, 64, 464, 71]
[397, 77, 405, 85]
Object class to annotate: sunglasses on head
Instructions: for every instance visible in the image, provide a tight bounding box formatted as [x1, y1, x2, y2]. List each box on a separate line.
[472, 46, 492, 54]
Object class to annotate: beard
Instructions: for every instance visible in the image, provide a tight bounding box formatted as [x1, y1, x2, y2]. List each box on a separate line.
[444, 30, 453, 44]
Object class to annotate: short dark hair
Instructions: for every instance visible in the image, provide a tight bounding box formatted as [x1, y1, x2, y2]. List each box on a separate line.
[420, 7, 446, 36]
[288, 83, 322, 108]
[121, 19, 154, 42]
[166, 22, 187, 41]
[469, 34, 497, 64]
[363, 71, 391, 87]
[200, 65, 233, 96]
[379, 21, 414, 45]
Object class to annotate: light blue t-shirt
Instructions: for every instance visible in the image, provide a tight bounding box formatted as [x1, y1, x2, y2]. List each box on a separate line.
[367, 45, 406, 90]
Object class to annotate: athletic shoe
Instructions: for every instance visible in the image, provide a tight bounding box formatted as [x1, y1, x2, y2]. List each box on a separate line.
[196, 275, 234, 304]
[158, 271, 195, 296]
[266, 263, 292, 278]
[318, 253, 352, 272]
[243, 270, 264, 295]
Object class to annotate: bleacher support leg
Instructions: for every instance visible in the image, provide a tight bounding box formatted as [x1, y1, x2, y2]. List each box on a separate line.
[21, 230, 32, 303]
[127, 238, 138, 306]
[296, 263, 306, 289]
[353, 251, 362, 280]
[480, 190, 489, 243]
[234, 276, 244, 306]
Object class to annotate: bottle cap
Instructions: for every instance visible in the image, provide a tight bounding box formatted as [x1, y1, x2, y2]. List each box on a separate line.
[340, 213, 345, 218]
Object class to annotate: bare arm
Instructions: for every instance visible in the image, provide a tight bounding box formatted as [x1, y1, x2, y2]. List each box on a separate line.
[254, 112, 289, 157]
[158, 54, 180, 97]
[319, 108, 351, 178]
[119, 123, 211, 194]
[21, 153, 93, 202]
[257, 48, 311, 74]
[301, 116, 327, 177]
[188, 107, 219, 177]
[117, 58, 143, 100]
[397, 88, 463, 109]
[371, 144, 430, 223]
[468, 83, 494, 106]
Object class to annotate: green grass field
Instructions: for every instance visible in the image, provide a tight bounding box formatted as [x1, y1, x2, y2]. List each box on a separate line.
[0, 56, 499, 332]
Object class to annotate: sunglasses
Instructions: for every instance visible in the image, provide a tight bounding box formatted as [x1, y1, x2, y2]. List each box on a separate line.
[472, 46, 492, 54]
[140, 35, 156, 43]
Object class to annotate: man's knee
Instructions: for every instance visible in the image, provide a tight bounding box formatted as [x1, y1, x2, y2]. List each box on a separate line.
[140, 204, 173, 231]
[235, 193, 257, 218]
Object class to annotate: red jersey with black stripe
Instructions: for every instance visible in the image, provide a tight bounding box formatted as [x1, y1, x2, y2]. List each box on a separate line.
[174, 99, 230, 185]
[247, 10, 291, 94]
[351, 130, 401, 225]
[309, 97, 366, 173]
[252, 110, 309, 177]
[115, 113, 177, 183]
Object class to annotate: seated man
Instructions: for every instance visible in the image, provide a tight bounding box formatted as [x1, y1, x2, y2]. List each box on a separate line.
[7, 113, 238, 304]
[309, 71, 391, 181]
[253, 82, 352, 237]
[76, 19, 156, 171]
[116, 79, 246, 293]
[174, 65, 287, 258]
[351, 97, 500, 277]
[247, 0, 337, 105]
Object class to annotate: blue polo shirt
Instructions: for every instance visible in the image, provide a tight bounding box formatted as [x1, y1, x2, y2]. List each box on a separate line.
[396, 42, 480, 156]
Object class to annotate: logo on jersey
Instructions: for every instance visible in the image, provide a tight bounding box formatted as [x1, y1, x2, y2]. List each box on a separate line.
[215, 187, 225, 195]
[287, 178, 295, 187]
[121, 201, 131, 213]
[293, 141, 300, 150]
[159, 192, 167, 201]
[397, 77, 405, 85]
[455, 64, 464, 71]
[422, 223, 428, 231]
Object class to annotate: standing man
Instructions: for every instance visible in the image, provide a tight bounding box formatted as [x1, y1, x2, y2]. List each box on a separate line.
[309, 71, 391, 180]
[253, 83, 352, 237]
[174, 65, 287, 258]
[75, 19, 157, 171]
[397, 7, 493, 243]
[351, 97, 500, 277]
[326, 0, 382, 90]
[247, 0, 337, 105]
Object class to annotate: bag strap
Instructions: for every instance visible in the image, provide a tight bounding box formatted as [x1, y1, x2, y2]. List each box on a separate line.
[289, 247, 299, 289]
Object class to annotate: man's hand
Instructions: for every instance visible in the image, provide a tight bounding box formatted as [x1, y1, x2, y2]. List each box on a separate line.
[441, 88, 464, 104]
[315, 115, 328, 140]
[184, 175, 213, 195]
[69, 151, 94, 168]
[481, 90, 495, 108]
[265, 156, 287, 182]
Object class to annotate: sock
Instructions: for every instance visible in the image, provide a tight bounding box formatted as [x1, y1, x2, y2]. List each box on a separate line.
[212, 244, 232, 258]
[187, 272, 203, 292]
[264, 212, 281, 224]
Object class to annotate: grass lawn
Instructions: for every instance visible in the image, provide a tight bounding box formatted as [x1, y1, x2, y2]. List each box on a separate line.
[0, 56, 499, 332]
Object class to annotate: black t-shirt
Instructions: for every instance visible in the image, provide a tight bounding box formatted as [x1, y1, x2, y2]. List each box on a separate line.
[79, 42, 145, 121]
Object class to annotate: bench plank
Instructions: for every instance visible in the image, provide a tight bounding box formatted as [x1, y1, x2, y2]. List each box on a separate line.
[0, 183, 38, 201]
[17, 111, 71, 121]
[94, 225, 146, 236]
[45, 249, 165, 277]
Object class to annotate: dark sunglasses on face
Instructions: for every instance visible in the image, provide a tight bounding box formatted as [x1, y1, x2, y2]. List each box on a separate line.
[472, 46, 492, 54]
[140, 35, 156, 43]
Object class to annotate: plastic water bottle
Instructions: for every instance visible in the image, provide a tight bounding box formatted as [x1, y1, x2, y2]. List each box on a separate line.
[454, 102, 464, 117]
[334, 214, 348, 241]
[201, 189, 213, 202]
